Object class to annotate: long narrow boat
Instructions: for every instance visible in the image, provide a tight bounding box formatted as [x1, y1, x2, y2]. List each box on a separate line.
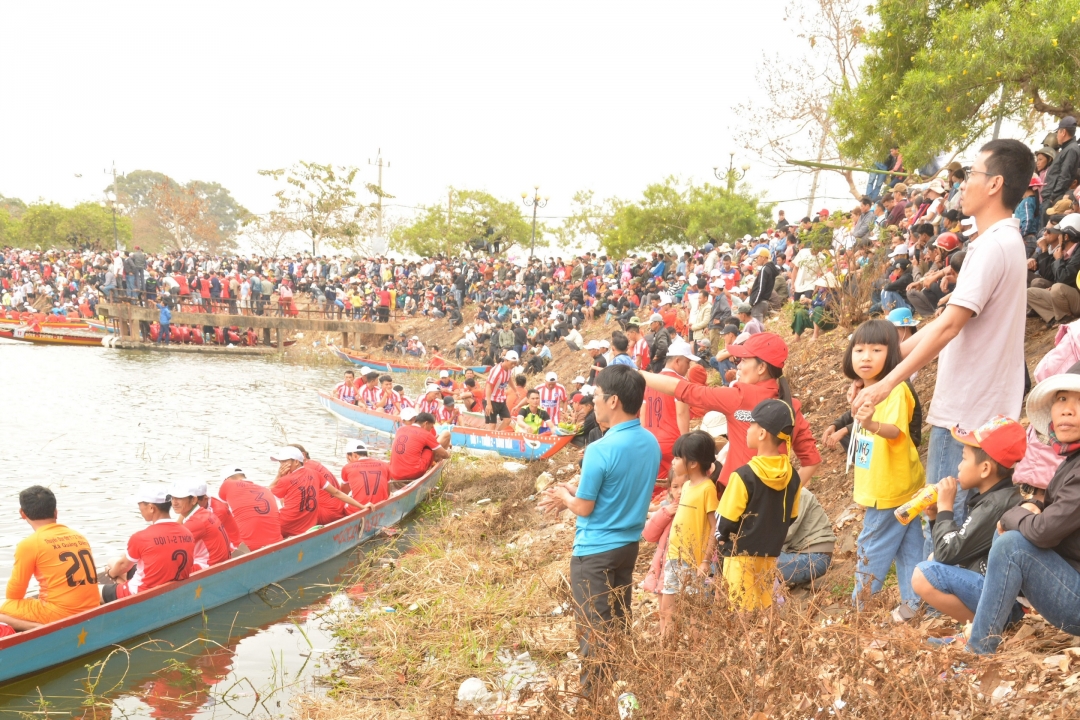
[318, 391, 574, 461]
[0, 461, 443, 684]
[0, 327, 106, 346]
[0, 317, 90, 331]
[332, 347, 490, 375]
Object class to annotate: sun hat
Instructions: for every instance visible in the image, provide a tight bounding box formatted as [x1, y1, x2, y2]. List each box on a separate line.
[627, 317, 642, 327]
[1050, 198, 1076, 215]
[584, 339, 602, 350]
[718, 243, 733, 252]
[887, 307, 919, 327]
[219, 465, 247, 483]
[580, 384, 595, 396]
[1026, 364, 1080, 436]
[134, 485, 170, 505]
[270, 446, 304, 463]
[726, 332, 789, 367]
[813, 272, 839, 289]
[927, 179, 947, 195]
[700, 411, 728, 438]
[951, 415, 1027, 469]
[665, 339, 700, 362]
[345, 440, 368, 454]
[545, 371, 558, 382]
[573, 376, 586, 384]
[399, 407, 419, 421]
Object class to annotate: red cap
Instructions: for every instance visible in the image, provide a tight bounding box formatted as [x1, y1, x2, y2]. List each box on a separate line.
[951, 415, 1027, 469]
[818, 208, 830, 217]
[726, 332, 789, 368]
[934, 232, 961, 253]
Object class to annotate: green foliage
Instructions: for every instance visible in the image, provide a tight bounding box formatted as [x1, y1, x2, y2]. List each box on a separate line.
[834, 0, 1080, 166]
[566, 178, 773, 258]
[392, 189, 535, 257]
[259, 161, 379, 255]
[2, 202, 131, 250]
[0, 194, 27, 219]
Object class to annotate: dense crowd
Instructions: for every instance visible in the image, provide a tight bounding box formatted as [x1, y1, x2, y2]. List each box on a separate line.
[5, 125, 1080, 697]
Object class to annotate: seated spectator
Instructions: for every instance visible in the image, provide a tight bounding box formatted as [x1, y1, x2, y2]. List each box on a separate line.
[777, 487, 836, 587]
[514, 389, 554, 434]
[967, 371, 1080, 654]
[0, 486, 101, 631]
[1026, 214, 1080, 327]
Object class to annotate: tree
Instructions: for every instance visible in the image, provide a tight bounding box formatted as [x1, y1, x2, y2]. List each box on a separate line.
[734, 0, 868, 209]
[244, 211, 304, 257]
[392, 189, 535, 257]
[149, 181, 221, 253]
[565, 178, 773, 258]
[11, 202, 132, 250]
[833, 0, 1080, 167]
[258, 162, 379, 256]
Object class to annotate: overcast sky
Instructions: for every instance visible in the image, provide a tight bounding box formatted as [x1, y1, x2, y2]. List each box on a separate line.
[4, 1, 892, 241]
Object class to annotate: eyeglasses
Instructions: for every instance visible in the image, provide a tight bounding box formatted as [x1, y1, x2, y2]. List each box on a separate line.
[963, 167, 1006, 185]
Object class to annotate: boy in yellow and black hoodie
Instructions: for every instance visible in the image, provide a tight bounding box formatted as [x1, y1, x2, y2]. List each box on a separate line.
[715, 399, 799, 610]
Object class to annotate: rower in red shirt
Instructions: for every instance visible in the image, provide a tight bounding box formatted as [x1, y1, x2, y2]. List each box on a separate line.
[101, 486, 195, 603]
[217, 466, 283, 551]
[342, 440, 392, 510]
[415, 384, 442, 415]
[333, 370, 357, 404]
[356, 370, 384, 409]
[269, 446, 366, 537]
[389, 409, 450, 483]
[169, 480, 232, 570]
[290, 443, 349, 525]
[436, 395, 460, 425]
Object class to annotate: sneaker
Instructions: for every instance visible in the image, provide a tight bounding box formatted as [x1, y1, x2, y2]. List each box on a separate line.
[890, 604, 917, 623]
[926, 635, 959, 647]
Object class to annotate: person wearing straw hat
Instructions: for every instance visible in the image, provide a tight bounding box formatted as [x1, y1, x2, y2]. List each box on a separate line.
[966, 367, 1080, 654]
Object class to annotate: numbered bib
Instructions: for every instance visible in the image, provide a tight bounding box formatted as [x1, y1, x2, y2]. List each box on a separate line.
[854, 433, 874, 470]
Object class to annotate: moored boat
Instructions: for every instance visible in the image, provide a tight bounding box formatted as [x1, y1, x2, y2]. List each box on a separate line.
[317, 391, 574, 461]
[0, 328, 106, 346]
[332, 347, 490, 375]
[0, 461, 443, 683]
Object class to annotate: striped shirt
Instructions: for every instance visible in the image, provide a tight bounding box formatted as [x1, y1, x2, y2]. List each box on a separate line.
[536, 383, 567, 424]
[631, 338, 650, 369]
[358, 384, 384, 409]
[333, 381, 357, 404]
[436, 406, 459, 424]
[395, 391, 414, 409]
[415, 396, 441, 415]
[486, 365, 511, 403]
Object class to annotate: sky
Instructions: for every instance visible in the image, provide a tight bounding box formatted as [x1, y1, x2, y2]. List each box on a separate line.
[4, 1, 887, 248]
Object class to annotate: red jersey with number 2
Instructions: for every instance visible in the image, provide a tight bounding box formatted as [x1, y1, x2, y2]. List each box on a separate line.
[641, 367, 684, 480]
[272, 466, 321, 537]
[343, 458, 392, 509]
[219, 478, 282, 550]
[125, 520, 195, 594]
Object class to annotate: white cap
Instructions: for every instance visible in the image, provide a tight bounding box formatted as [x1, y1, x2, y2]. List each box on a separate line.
[700, 411, 729, 438]
[425, 384, 440, 393]
[665, 338, 700, 362]
[573, 376, 586, 384]
[961, 216, 978, 238]
[599, 340, 610, 348]
[580, 384, 595, 396]
[439, 369, 450, 378]
[504, 350, 519, 362]
[658, 292, 673, 307]
[412, 335, 419, 340]
[399, 407, 419, 421]
[584, 340, 602, 350]
[134, 484, 170, 505]
[270, 446, 305, 463]
[358, 367, 373, 375]
[888, 246, 909, 258]
[168, 480, 207, 500]
[345, 439, 368, 454]
[545, 371, 558, 382]
[219, 465, 246, 483]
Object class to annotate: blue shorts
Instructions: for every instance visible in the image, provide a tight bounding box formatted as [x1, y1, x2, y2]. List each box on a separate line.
[916, 561, 984, 614]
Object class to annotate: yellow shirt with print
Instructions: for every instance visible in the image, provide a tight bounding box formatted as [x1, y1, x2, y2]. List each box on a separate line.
[853, 382, 925, 509]
[667, 478, 719, 566]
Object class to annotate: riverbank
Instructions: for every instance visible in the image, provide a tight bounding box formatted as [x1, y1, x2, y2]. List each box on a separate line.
[296, 311, 1079, 719]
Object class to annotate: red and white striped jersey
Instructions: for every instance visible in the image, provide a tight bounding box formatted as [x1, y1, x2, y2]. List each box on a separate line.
[395, 391, 414, 409]
[358, 384, 384, 409]
[486, 364, 511, 402]
[436, 406, 459, 424]
[631, 338, 650, 370]
[536, 383, 567, 424]
[415, 396, 441, 415]
[333, 381, 357, 404]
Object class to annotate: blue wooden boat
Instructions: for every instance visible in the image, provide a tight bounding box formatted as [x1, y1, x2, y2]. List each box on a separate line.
[317, 391, 574, 461]
[0, 461, 444, 684]
[331, 347, 489, 375]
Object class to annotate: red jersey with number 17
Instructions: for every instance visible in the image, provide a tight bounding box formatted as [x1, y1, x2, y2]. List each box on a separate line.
[343, 457, 392, 509]
[218, 478, 282, 551]
[272, 465, 321, 538]
[641, 367, 685, 480]
[125, 519, 195, 594]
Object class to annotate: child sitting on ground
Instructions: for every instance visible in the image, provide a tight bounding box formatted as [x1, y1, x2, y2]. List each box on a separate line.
[659, 432, 719, 636]
[912, 416, 1025, 633]
[715, 399, 799, 610]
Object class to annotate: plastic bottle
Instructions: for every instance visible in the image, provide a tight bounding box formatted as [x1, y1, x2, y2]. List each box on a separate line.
[617, 692, 640, 719]
[894, 485, 939, 525]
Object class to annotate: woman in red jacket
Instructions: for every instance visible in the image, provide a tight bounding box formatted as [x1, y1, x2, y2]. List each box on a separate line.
[641, 332, 820, 488]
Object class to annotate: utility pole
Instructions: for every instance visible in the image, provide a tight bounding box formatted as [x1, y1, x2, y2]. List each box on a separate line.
[368, 149, 389, 238]
[447, 189, 454, 256]
[106, 162, 121, 251]
[521, 186, 548, 259]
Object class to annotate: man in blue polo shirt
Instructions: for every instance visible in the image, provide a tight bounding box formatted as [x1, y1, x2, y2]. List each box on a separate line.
[540, 364, 661, 696]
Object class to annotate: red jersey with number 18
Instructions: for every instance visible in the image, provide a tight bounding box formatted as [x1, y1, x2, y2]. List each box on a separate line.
[306, 459, 348, 525]
[125, 519, 195, 594]
[218, 478, 282, 551]
[272, 465, 321, 538]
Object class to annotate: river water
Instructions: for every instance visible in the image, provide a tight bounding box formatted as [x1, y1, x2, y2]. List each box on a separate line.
[0, 340, 408, 718]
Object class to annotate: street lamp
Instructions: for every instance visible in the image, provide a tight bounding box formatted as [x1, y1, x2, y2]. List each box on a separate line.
[521, 185, 548, 259]
[713, 152, 751, 192]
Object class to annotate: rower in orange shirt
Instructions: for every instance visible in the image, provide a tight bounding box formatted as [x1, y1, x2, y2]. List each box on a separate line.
[0, 486, 100, 632]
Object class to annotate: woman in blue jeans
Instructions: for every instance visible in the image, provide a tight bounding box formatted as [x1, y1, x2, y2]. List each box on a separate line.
[968, 371, 1080, 654]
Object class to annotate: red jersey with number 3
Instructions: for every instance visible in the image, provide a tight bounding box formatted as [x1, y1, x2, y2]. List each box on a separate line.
[343, 458, 392, 508]
[180, 506, 232, 569]
[219, 478, 282, 550]
[272, 466, 321, 537]
[125, 520, 195, 594]
[641, 367, 685, 480]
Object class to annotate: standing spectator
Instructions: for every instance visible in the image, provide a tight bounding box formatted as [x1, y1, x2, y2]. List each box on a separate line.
[747, 249, 778, 323]
[1042, 116, 1079, 222]
[538, 366, 660, 696]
